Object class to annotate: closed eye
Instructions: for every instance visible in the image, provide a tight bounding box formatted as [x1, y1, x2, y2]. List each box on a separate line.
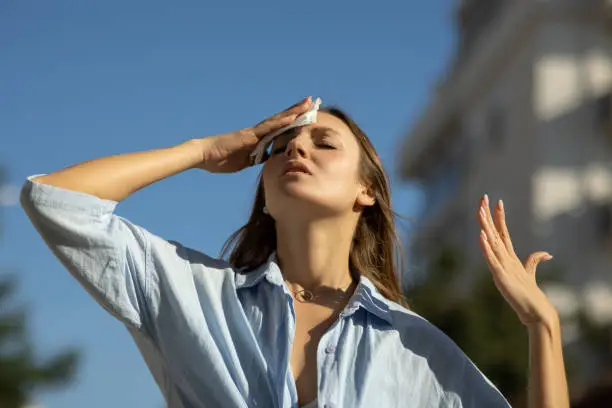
[270, 143, 335, 155]
[271, 146, 285, 155]
[318, 143, 336, 149]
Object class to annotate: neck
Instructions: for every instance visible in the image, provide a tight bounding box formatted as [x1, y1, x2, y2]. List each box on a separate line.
[275, 215, 356, 290]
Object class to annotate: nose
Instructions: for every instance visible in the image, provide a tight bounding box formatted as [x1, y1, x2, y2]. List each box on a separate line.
[284, 134, 308, 159]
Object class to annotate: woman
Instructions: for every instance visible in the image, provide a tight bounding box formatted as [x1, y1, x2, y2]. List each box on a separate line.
[21, 97, 569, 407]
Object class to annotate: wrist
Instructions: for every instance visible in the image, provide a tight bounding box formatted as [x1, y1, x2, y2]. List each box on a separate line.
[185, 137, 214, 168]
[527, 308, 560, 336]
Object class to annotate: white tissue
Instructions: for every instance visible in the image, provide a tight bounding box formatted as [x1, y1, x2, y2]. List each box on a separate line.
[250, 97, 322, 165]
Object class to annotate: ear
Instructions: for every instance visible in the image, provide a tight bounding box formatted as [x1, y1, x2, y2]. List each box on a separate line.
[356, 185, 376, 208]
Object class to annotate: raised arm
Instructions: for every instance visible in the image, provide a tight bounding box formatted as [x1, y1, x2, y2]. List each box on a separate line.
[22, 97, 313, 330]
[527, 314, 568, 408]
[477, 194, 570, 408]
[34, 97, 313, 201]
[34, 138, 208, 202]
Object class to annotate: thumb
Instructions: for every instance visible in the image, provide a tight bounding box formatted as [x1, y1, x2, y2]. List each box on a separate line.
[523, 251, 553, 275]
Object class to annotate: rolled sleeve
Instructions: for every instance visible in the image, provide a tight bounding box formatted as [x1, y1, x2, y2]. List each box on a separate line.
[20, 175, 153, 332]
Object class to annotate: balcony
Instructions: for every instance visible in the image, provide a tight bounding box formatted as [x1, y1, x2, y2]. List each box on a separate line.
[421, 167, 462, 222]
[457, 0, 509, 61]
[399, 114, 461, 180]
[408, 183, 467, 272]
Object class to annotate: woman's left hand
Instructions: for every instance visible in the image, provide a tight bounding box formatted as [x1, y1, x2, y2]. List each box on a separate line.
[477, 194, 558, 327]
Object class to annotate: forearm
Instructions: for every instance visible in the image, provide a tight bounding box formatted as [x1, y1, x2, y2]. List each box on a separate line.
[527, 313, 570, 408]
[34, 138, 211, 202]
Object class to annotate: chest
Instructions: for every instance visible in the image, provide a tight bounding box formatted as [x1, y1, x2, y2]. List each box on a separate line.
[290, 302, 342, 405]
[156, 285, 442, 407]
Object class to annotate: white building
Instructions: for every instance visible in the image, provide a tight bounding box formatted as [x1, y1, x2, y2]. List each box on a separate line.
[399, 0, 612, 319]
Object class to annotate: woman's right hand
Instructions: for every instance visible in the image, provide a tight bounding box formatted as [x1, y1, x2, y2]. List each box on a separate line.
[196, 97, 314, 173]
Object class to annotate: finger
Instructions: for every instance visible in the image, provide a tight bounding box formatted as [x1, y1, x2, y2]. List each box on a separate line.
[494, 199, 516, 256]
[270, 96, 312, 120]
[478, 196, 508, 260]
[479, 229, 503, 275]
[252, 97, 312, 137]
[482, 195, 497, 231]
[253, 113, 298, 138]
[523, 251, 553, 276]
[286, 96, 312, 114]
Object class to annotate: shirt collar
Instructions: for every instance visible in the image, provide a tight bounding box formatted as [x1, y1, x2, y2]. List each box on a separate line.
[235, 251, 394, 325]
[234, 251, 285, 289]
[344, 274, 393, 324]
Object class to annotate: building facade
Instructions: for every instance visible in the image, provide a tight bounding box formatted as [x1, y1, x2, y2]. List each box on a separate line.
[399, 0, 612, 316]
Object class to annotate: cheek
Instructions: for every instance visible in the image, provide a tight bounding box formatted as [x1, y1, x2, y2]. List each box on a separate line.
[261, 163, 276, 200]
[317, 162, 361, 199]
[262, 159, 281, 183]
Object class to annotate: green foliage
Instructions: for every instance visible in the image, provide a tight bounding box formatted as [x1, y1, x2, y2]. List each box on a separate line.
[0, 168, 80, 407]
[0, 276, 80, 408]
[575, 311, 612, 368]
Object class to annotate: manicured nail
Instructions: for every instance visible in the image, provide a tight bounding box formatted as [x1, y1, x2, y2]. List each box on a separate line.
[484, 194, 489, 205]
[499, 199, 504, 210]
[544, 253, 553, 260]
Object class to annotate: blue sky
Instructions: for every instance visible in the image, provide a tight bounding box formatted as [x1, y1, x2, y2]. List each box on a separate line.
[1, 1, 454, 406]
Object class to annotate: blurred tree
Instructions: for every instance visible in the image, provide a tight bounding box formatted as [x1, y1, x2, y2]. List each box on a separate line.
[0, 169, 80, 408]
[575, 312, 612, 373]
[0, 277, 80, 408]
[570, 308, 612, 404]
[570, 372, 612, 408]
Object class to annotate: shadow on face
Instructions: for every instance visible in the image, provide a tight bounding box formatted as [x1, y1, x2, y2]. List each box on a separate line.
[261, 112, 370, 219]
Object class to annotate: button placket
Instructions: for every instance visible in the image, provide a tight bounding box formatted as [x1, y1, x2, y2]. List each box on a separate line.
[317, 314, 344, 408]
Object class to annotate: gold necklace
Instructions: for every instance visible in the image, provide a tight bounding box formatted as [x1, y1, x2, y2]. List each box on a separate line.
[287, 280, 354, 303]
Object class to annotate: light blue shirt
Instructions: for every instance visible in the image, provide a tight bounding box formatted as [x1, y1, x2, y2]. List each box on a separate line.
[20, 176, 511, 408]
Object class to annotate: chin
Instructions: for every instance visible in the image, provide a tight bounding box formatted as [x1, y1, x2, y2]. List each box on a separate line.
[276, 183, 325, 203]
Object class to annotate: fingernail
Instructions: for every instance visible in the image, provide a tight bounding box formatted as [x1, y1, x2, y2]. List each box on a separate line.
[484, 194, 489, 205]
[499, 199, 504, 210]
[545, 253, 553, 260]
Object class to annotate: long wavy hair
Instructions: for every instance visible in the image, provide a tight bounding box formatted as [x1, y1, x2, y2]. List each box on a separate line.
[220, 107, 408, 307]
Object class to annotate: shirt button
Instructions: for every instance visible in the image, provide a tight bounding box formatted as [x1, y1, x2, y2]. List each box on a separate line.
[325, 344, 336, 354]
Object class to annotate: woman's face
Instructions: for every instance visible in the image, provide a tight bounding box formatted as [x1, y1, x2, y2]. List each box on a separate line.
[262, 112, 373, 218]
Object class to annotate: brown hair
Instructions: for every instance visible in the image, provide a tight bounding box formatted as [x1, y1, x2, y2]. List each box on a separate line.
[220, 107, 408, 307]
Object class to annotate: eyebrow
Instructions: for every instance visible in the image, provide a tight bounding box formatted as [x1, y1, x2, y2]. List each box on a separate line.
[272, 125, 341, 147]
[312, 126, 342, 137]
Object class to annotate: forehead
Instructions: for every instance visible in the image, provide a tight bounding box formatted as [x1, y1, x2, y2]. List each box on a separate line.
[272, 111, 355, 145]
[314, 111, 354, 135]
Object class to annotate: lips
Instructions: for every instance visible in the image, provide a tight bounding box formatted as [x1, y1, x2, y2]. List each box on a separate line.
[283, 161, 311, 175]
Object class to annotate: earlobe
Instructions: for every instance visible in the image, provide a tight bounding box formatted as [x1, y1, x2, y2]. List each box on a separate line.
[363, 198, 376, 207]
[357, 190, 376, 207]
